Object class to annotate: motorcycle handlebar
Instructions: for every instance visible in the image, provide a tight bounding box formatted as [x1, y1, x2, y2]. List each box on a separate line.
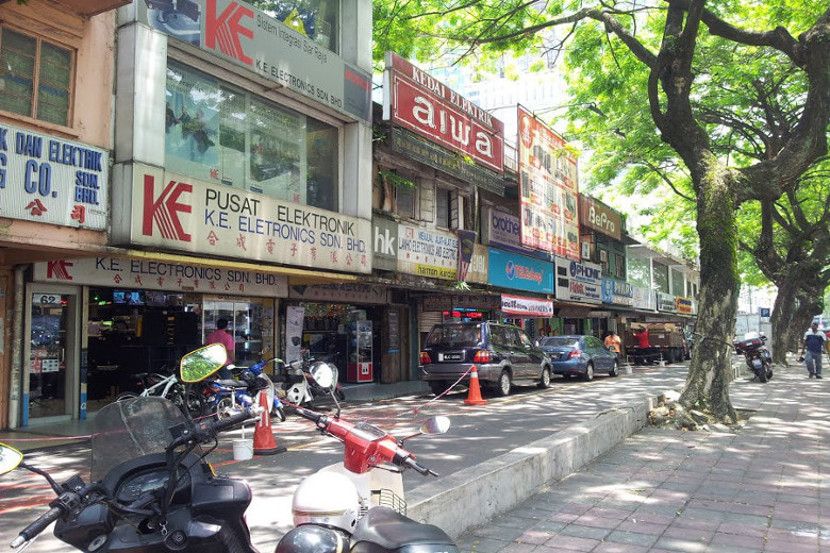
[12, 505, 63, 548]
[402, 456, 436, 477]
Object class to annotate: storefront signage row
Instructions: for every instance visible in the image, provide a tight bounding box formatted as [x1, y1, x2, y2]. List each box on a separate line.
[122, 165, 372, 274]
[578, 195, 622, 241]
[33, 256, 289, 297]
[488, 248, 554, 294]
[0, 122, 109, 230]
[555, 259, 602, 304]
[383, 52, 504, 173]
[389, 128, 505, 196]
[422, 293, 500, 312]
[138, 0, 372, 122]
[485, 208, 522, 251]
[601, 278, 634, 306]
[397, 223, 459, 280]
[501, 294, 554, 318]
[657, 292, 677, 313]
[288, 284, 389, 304]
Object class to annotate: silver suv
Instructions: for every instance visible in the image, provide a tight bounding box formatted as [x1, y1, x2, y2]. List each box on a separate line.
[419, 321, 552, 397]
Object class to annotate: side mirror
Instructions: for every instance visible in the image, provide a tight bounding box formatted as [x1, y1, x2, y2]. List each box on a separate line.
[420, 416, 451, 435]
[310, 362, 335, 389]
[0, 443, 24, 476]
[180, 343, 228, 383]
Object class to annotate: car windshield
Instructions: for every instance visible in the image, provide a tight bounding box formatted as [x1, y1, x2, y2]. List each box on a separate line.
[426, 324, 482, 348]
[540, 337, 579, 349]
[91, 396, 187, 480]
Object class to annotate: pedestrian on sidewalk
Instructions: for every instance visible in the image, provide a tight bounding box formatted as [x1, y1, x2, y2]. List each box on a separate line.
[801, 321, 826, 379]
[604, 330, 622, 361]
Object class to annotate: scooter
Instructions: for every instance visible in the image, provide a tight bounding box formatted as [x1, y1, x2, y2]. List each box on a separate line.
[3, 344, 458, 553]
[277, 352, 344, 407]
[203, 356, 287, 422]
[734, 333, 774, 383]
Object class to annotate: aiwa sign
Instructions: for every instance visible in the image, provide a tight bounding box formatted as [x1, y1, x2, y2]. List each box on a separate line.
[488, 247, 554, 294]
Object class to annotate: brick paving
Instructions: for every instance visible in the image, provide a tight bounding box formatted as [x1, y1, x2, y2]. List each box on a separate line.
[458, 363, 830, 553]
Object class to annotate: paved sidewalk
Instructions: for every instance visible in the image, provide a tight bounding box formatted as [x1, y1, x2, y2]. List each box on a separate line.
[458, 364, 829, 553]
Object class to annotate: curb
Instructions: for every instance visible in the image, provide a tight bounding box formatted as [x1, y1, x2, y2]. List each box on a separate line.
[406, 394, 654, 538]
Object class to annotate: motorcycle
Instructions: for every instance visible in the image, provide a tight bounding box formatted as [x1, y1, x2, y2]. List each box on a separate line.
[734, 333, 774, 383]
[277, 351, 344, 407]
[277, 399, 456, 553]
[3, 344, 458, 553]
[117, 368, 205, 419]
[203, 355, 287, 422]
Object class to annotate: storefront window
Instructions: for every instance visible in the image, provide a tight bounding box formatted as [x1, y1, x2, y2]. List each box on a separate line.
[671, 268, 685, 297]
[653, 262, 669, 293]
[165, 61, 339, 211]
[627, 256, 650, 288]
[267, 0, 340, 53]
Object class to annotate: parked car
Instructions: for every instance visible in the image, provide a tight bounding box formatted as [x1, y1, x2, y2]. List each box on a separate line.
[538, 335, 620, 381]
[420, 321, 553, 397]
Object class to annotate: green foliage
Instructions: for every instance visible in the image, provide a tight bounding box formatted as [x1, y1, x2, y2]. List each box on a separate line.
[378, 169, 417, 189]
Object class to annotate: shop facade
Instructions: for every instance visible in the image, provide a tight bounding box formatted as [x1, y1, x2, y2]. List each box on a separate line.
[1, 0, 126, 429]
[25, 255, 286, 425]
[554, 258, 604, 337]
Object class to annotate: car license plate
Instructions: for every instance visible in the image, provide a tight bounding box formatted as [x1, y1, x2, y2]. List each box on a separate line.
[441, 353, 463, 361]
[552, 353, 562, 359]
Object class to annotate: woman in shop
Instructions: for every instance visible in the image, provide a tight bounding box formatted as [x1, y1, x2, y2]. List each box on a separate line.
[206, 318, 235, 378]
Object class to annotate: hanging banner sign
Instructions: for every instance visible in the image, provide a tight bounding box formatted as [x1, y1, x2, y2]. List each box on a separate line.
[555, 258, 602, 304]
[137, 0, 372, 122]
[501, 294, 554, 318]
[288, 284, 389, 304]
[601, 278, 634, 306]
[33, 256, 289, 297]
[0, 122, 109, 229]
[456, 229, 477, 281]
[383, 52, 504, 173]
[466, 244, 489, 284]
[121, 165, 371, 274]
[397, 224, 458, 280]
[517, 106, 579, 259]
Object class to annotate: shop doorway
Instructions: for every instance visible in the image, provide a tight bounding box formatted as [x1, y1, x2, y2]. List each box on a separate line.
[202, 299, 269, 365]
[25, 287, 79, 425]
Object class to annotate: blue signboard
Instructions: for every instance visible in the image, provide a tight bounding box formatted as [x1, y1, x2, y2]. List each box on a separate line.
[601, 278, 634, 306]
[488, 247, 554, 294]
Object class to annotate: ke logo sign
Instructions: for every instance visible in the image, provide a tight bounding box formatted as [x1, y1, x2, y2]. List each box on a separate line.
[142, 175, 192, 242]
[206, 0, 254, 66]
[47, 260, 74, 281]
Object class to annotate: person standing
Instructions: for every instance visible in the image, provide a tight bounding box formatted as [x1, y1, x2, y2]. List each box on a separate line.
[604, 330, 622, 360]
[206, 318, 235, 379]
[801, 321, 826, 379]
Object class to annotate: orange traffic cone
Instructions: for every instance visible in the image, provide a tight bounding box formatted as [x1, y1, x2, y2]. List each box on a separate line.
[253, 390, 286, 455]
[464, 365, 487, 406]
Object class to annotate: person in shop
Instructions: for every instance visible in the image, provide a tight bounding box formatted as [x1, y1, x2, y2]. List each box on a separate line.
[206, 318, 235, 379]
[604, 330, 622, 360]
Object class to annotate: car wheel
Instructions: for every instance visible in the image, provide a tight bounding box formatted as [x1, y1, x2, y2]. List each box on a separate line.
[495, 370, 512, 397]
[583, 363, 594, 381]
[609, 360, 619, 377]
[428, 381, 447, 396]
[537, 367, 552, 389]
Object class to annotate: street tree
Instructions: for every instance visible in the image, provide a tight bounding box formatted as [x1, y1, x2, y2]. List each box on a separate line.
[375, 1, 830, 422]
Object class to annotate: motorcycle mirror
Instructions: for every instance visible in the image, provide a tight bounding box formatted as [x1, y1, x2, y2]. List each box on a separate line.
[310, 363, 335, 389]
[180, 343, 228, 383]
[420, 416, 451, 436]
[0, 442, 24, 476]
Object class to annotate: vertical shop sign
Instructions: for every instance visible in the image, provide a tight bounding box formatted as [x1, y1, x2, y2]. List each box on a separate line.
[517, 106, 580, 259]
[388, 310, 400, 354]
[285, 306, 305, 363]
[383, 52, 504, 172]
[456, 230, 477, 281]
[373, 216, 399, 271]
[466, 244, 489, 284]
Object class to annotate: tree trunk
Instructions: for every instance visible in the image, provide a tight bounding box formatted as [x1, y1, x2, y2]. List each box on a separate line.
[791, 283, 824, 351]
[770, 279, 797, 365]
[679, 161, 739, 424]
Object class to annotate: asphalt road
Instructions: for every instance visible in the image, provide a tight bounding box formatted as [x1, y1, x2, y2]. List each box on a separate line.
[0, 362, 690, 551]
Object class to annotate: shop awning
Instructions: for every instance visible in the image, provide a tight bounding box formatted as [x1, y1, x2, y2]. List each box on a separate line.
[127, 250, 360, 286]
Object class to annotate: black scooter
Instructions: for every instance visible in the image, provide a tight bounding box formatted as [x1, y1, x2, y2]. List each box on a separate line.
[734, 334, 774, 382]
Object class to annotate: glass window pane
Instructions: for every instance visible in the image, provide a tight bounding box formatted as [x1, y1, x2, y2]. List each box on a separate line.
[268, 0, 339, 53]
[249, 97, 306, 202]
[38, 42, 71, 125]
[0, 29, 36, 117]
[306, 116, 338, 210]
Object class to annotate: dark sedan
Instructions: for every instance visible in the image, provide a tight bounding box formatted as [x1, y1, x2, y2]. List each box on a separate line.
[538, 335, 620, 381]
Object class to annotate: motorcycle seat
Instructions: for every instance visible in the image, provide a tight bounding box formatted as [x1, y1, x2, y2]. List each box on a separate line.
[213, 379, 249, 389]
[350, 507, 458, 552]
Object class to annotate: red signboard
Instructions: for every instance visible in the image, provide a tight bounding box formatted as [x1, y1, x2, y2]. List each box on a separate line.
[383, 52, 504, 173]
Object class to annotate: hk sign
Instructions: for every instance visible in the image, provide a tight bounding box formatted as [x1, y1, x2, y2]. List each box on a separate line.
[138, 0, 372, 122]
[0, 122, 108, 229]
[124, 165, 371, 274]
[383, 52, 504, 173]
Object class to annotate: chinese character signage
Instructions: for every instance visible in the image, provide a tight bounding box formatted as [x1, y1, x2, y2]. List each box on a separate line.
[137, 0, 372, 122]
[397, 224, 458, 280]
[555, 258, 602, 304]
[33, 256, 288, 297]
[517, 106, 579, 259]
[383, 52, 504, 173]
[0, 123, 108, 229]
[123, 164, 371, 274]
[488, 248, 554, 294]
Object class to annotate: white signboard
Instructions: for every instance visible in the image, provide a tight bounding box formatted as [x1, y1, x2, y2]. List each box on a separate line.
[501, 294, 554, 318]
[124, 165, 371, 274]
[0, 122, 109, 229]
[397, 224, 458, 280]
[555, 258, 602, 304]
[33, 257, 288, 298]
[631, 285, 656, 311]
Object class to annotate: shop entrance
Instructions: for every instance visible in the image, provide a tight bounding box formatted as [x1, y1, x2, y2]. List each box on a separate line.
[25, 286, 79, 425]
[202, 299, 268, 365]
